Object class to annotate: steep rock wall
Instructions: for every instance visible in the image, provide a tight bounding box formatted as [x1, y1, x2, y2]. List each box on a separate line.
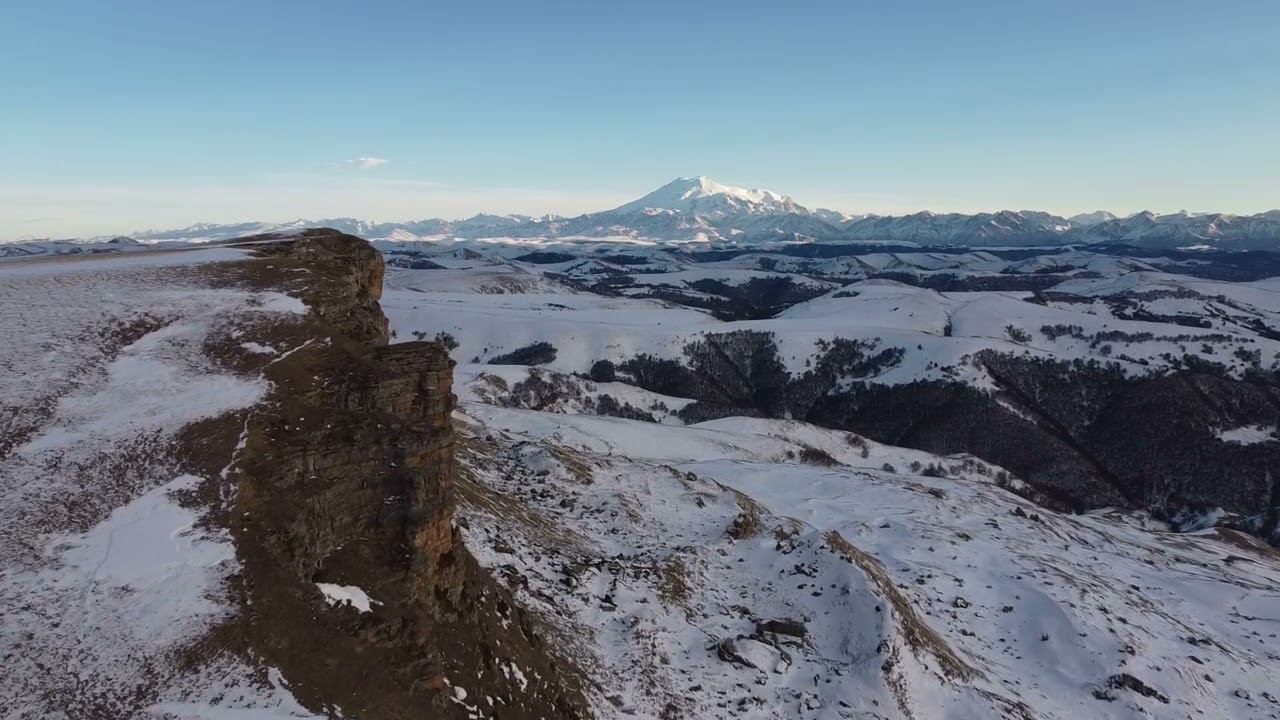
[227, 231, 585, 719]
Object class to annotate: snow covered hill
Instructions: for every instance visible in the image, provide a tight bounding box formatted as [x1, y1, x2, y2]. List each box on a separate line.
[452, 395, 1280, 719]
[0, 244, 322, 718]
[379, 236, 1280, 541]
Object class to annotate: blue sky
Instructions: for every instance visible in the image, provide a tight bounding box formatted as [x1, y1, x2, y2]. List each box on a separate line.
[3, 0, 1279, 236]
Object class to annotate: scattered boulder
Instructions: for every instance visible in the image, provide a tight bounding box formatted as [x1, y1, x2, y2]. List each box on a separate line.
[755, 618, 806, 639]
[1097, 673, 1170, 704]
[797, 446, 840, 466]
[716, 638, 753, 668]
[726, 497, 762, 540]
[716, 637, 790, 674]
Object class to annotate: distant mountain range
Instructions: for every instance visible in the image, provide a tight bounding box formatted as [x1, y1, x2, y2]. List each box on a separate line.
[20, 176, 1280, 250]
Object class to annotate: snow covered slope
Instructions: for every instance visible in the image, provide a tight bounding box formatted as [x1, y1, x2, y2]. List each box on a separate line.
[444, 366, 1280, 719]
[0, 246, 325, 718]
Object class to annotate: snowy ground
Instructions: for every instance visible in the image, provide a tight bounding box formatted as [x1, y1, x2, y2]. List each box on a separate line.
[451, 376, 1280, 719]
[378, 243, 1280, 719]
[380, 243, 1280, 390]
[0, 249, 323, 719]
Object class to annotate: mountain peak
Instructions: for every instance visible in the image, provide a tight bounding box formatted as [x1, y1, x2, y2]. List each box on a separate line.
[611, 176, 805, 216]
[1069, 210, 1118, 227]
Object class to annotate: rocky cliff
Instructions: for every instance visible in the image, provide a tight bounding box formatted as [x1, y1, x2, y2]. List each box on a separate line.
[222, 231, 585, 719]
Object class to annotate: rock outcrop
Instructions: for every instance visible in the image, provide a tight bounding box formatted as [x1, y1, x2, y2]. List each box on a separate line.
[225, 230, 585, 719]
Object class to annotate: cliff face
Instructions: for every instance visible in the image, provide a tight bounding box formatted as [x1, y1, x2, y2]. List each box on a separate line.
[227, 231, 584, 719]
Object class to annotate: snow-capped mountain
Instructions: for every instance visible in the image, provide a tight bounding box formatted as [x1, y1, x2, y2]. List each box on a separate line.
[843, 210, 1072, 247]
[1072, 209, 1280, 250]
[1069, 210, 1119, 227]
[120, 214, 536, 244]
[12, 176, 1280, 250]
[610, 176, 808, 217]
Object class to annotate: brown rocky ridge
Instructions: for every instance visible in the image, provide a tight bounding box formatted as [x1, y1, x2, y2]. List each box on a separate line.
[184, 230, 588, 719]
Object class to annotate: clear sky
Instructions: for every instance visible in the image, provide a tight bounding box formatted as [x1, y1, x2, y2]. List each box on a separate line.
[3, 0, 1279, 237]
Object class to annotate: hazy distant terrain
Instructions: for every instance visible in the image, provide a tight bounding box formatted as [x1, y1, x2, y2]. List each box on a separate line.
[8, 176, 1280, 251]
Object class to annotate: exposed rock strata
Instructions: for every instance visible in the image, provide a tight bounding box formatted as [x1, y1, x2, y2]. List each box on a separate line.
[224, 231, 585, 719]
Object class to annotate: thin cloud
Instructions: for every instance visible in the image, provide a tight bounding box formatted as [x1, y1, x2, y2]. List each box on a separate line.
[345, 156, 389, 169]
